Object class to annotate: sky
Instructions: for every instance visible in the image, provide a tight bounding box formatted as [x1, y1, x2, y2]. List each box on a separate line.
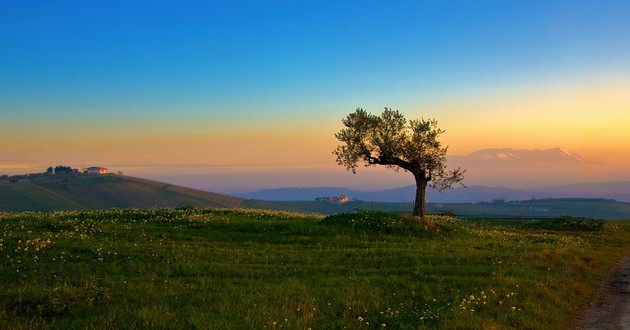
[2, 0, 630, 192]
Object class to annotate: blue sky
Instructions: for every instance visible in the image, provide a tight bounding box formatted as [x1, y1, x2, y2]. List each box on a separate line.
[3, 0, 628, 114]
[2, 1, 630, 191]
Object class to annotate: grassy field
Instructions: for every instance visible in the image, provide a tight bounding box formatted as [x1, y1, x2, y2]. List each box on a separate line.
[277, 199, 630, 220]
[1, 208, 629, 329]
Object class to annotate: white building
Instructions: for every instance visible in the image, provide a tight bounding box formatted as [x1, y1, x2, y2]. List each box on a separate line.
[315, 194, 350, 204]
[85, 167, 108, 174]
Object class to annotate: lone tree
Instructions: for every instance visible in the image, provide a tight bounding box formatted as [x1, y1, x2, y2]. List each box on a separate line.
[334, 107, 465, 219]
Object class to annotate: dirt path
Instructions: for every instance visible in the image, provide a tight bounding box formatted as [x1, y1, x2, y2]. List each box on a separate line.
[573, 255, 630, 330]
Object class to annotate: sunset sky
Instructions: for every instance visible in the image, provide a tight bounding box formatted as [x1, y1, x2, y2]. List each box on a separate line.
[2, 1, 629, 192]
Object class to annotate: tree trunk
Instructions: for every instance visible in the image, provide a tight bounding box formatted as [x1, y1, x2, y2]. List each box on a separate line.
[412, 171, 428, 218]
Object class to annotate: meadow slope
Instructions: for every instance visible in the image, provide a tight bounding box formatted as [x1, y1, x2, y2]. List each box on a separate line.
[1, 208, 629, 329]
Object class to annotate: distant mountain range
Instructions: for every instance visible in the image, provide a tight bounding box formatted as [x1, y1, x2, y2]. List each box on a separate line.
[236, 148, 630, 203]
[235, 181, 630, 203]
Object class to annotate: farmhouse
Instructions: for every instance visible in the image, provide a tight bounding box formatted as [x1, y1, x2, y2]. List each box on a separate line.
[315, 194, 350, 204]
[85, 167, 108, 174]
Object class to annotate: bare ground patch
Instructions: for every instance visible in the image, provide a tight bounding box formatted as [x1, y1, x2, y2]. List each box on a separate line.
[574, 255, 630, 330]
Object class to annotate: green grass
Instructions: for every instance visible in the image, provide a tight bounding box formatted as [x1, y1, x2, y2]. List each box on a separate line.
[1, 208, 629, 329]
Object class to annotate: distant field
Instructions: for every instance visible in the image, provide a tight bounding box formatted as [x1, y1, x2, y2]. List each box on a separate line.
[1, 208, 629, 329]
[278, 199, 630, 220]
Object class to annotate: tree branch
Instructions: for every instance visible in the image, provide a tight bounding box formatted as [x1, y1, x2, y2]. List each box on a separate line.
[368, 155, 414, 172]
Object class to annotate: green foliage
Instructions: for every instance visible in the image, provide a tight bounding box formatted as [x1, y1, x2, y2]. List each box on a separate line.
[320, 211, 462, 237]
[333, 108, 465, 216]
[333, 108, 464, 189]
[320, 211, 418, 233]
[520, 216, 605, 232]
[0, 208, 629, 329]
[53, 165, 74, 174]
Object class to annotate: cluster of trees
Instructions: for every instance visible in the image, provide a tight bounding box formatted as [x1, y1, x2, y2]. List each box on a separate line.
[46, 165, 77, 174]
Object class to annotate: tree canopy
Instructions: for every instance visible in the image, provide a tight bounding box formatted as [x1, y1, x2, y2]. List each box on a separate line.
[334, 107, 465, 217]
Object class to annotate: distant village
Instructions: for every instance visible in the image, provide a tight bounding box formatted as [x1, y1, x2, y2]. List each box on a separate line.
[44, 165, 109, 175]
[315, 194, 350, 204]
[1, 166, 111, 182]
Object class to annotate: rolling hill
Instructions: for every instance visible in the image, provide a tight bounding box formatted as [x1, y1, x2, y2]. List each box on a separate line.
[0, 173, 294, 212]
[3, 173, 629, 219]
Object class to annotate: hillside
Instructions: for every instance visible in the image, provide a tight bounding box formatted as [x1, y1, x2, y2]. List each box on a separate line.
[0, 173, 293, 212]
[3, 174, 629, 219]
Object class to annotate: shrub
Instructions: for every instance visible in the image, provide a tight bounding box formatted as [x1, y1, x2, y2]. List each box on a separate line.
[319, 211, 435, 234]
[521, 216, 604, 232]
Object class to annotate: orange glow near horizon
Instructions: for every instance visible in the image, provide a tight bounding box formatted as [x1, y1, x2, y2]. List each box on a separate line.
[3, 1, 630, 191]
[2, 80, 629, 185]
[431, 80, 630, 166]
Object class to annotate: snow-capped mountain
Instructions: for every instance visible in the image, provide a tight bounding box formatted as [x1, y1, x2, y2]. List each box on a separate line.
[235, 148, 630, 203]
[447, 148, 621, 187]
[461, 148, 586, 164]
